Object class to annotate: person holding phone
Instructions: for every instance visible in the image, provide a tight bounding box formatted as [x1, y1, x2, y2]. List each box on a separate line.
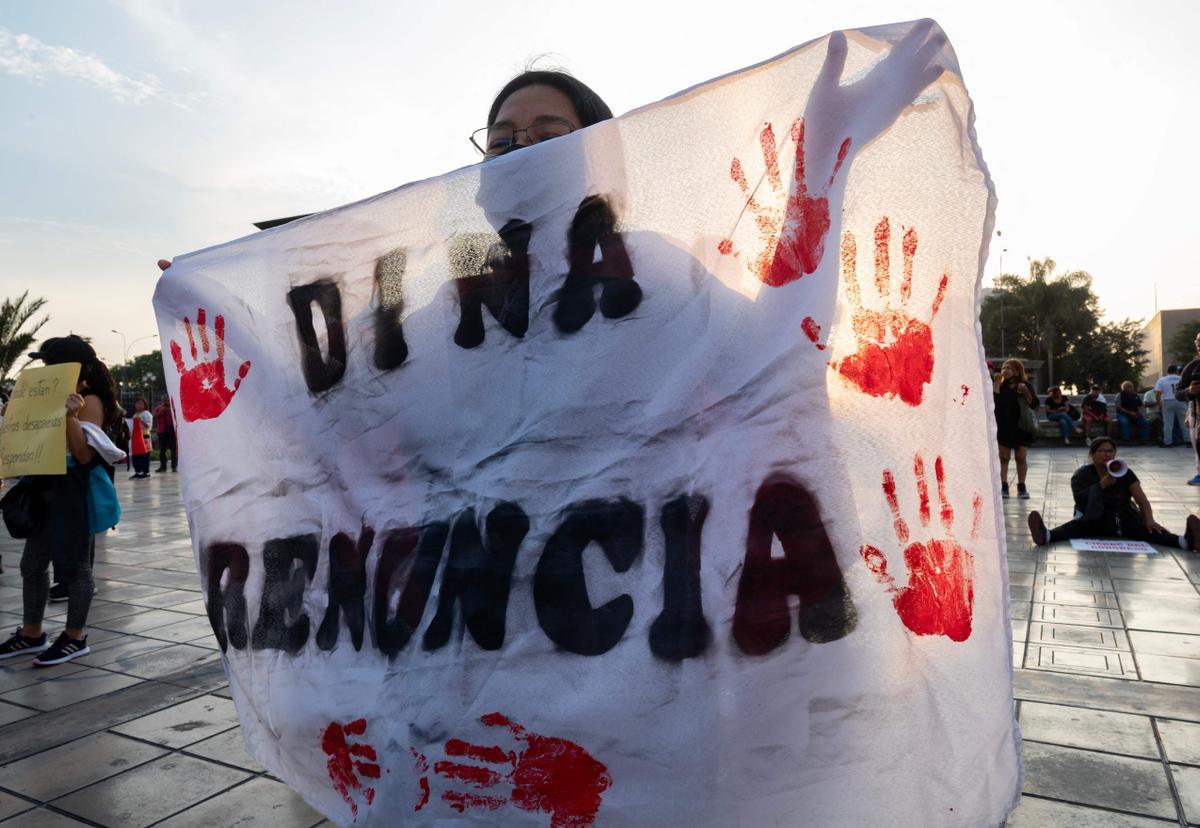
[993, 358, 1037, 498]
[1028, 436, 1199, 550]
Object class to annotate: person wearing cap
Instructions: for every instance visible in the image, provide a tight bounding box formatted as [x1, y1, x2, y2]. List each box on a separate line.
[0, 335, 122, 666]
[1027, 436, 1200, 552]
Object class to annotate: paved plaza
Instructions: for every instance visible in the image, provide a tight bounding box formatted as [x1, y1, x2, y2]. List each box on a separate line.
[0, 445, 1197, 826]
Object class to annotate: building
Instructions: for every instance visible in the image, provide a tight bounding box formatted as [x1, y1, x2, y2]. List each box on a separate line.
[1140, 308, 1200, 385]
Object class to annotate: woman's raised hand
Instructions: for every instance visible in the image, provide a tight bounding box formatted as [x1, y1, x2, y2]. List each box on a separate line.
[65, 393, 84, 417]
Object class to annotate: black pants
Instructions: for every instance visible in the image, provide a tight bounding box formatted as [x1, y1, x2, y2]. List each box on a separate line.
[1048, 509, 1181, 548]
[157, 432, 177, 470]
[24, 529, 95, 631]
[132, 453, 151, 475]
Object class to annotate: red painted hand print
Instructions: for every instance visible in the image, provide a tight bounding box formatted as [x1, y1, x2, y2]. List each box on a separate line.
[322, 718, 381, 817]
[719, 118, 851, 287]
[169, 308, 251, 422]
[860, 454, 981, 642]
[415, 712, 611, 828]
[832, 218, 948, 406]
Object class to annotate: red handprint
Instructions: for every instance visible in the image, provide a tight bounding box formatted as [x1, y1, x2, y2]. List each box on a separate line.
[832, 218, 947, 406]
[415, 711, 611, 828]
[322, 718, 382, 817]
[860, 454, 982, 642]
[719, 118, 851, 287]
[169, 308, 251, 422]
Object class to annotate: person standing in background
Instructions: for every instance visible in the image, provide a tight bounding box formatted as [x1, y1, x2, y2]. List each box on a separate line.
[1155, 365, 1186, 448]
[127, 398, 153, 479]
[154, 397, 177, 472]
[1178, 333, 1200, 485]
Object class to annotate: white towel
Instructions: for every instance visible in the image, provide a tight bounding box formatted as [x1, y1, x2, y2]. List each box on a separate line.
[80, 421, 127, 465]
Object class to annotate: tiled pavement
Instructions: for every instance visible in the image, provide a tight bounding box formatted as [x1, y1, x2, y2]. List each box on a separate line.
[0, 446, 1196, 826]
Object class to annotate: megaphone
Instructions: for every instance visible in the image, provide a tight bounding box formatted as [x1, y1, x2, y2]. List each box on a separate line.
[1107, 459, 1128, 477]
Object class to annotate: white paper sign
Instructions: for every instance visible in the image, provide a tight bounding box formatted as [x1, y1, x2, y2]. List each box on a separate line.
[153, 19, 1019, 827]
[1069, 539, 1157, 554]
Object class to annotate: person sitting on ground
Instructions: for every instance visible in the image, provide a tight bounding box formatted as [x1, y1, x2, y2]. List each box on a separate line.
[1081, 384, 1110, 440]
[1044, 386, 1081, 446]
[1115, 380, 1150, 444]
[1028, 436, 1199, 551]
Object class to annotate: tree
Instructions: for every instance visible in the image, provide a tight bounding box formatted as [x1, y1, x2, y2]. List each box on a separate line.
[1166, 319, 1200, 367]
[0, 292, 50, 384]
[980, 258, 1099, 388]
[111, 350, 168, 405]
[1060, 318, 1149, 392]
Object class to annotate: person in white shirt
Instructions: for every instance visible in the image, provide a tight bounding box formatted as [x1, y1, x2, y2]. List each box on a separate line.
[1155, 365, 1186, 447]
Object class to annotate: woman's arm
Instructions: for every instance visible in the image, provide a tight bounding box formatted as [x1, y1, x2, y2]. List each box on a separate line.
[1069, 467, 1106, 521]
[1129, 482, 1167, 533]
[65, 394, 103, 464]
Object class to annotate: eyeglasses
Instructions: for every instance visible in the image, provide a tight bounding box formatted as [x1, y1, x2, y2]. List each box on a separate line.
[470, 118, 576, 157]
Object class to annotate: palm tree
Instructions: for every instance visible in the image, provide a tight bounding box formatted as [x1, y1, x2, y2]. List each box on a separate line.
[981, 258, 1098, 388]
[0, 292, 50, 384]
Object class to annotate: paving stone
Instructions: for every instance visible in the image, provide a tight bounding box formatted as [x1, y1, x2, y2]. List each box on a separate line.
[1123, 610, 1200, 635]
[1021, 741, 1176, 819]
[1019, 702, 1158, 758]
[1128, 630, 1200, 659]
[140, 616, 216, 644]
[1157, 719, 1200, 766]
[0, 668, 143, 712]
[1026, 645, 1138, 679]
[1030, 603, 1123, 628]
[1014, 668, 1200, 721]
[0, 791, 34, 821]
[182, 727, 264, 772]
[111, 694, 240, 748]
[122, 590, 201, 609]
[51, 754, 251, 828]
[154, 777, 323, 827]
[0, 701, 36, 726]
[0, 808, 92, 826]
[1029, 622, 1130, 651]
[92, 609, 194, 635]
[0, 732, 168, 801]
[0, 663, 88, 695]
[1135, 653, 1200, 687]
[71, 635, 175, 669]
[1174, 764, 1200, 825]
[1004, 795, 1174, 827]
[1112, 579, 1199, 597]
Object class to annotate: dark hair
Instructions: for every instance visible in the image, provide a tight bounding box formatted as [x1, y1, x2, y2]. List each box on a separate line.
[487, 71, 613, 129]
[1167, 364, 1180, 374]
[1088, 436, 1116, 457]
[80, 359, 120, 429]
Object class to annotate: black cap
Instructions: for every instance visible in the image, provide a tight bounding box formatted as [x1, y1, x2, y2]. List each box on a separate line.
[29, 335, 97, 366]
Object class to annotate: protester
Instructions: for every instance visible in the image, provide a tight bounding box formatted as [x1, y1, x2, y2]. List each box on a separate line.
[1115, 380, 1150, 444]
[1081, 384, 1111, 440]
[1153, 365, 1184, 447]
[1028, 437, 1199, 551]
[0, 335, 123, 666]
[993, 358, 1037, 499]
[154, 397, 177, 472]
[127, 398, 153, 479]
[1044, 386, 1081, 446]
[1179, 332, 1200, 485]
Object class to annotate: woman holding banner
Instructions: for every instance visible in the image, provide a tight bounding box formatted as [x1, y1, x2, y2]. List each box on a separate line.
[0, 335, 123, 666]
[1028, 436, 1199, 551]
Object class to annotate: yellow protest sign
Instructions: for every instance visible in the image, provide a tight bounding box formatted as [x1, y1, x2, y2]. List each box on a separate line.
[0, 362, 81, 477]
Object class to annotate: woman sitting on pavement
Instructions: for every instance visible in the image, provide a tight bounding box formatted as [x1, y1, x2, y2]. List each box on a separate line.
[0, 335, 124, 666]
[1044, 386, 1081, 446]
[1028, 436, 1200, 551]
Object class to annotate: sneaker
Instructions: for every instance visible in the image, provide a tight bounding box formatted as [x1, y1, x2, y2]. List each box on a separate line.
[33, 632, 89, 667]
[155, 467, 167, 473]
[48, 583, 69, 603]
[1028, 512, 1049, 546]
[1188, 475, 1200, 486]
[1017, 483, 1030, 500]
[0, 628, 49, 660]
[1185, 515, 1200, 552]
[1001, 482, 1010, 499]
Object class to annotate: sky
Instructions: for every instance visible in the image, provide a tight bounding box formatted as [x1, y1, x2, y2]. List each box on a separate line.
[1, 0, 1197, 368]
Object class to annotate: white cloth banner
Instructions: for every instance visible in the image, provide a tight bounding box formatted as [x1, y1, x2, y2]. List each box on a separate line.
[154, 18, 1019, 827]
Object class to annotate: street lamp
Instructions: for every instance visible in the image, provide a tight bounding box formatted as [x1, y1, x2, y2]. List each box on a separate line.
[111, 329, 159, 364]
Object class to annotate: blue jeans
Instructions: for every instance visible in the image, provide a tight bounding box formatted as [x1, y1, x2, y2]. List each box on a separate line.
[1047, 412, 1075, 440]
[1118, 413, 1149, 442]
